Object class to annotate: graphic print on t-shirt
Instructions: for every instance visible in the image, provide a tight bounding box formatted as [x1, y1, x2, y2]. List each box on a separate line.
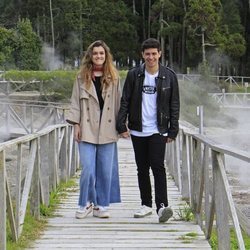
[143, 85, 156, 94]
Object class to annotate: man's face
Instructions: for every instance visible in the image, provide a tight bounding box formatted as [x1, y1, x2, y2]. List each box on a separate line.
[142, 48, 161, 69]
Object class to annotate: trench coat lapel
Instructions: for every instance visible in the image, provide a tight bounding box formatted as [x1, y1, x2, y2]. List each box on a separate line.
[82, 81, 99, 103]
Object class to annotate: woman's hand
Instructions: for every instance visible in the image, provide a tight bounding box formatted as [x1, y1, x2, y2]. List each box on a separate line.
[119, 131, 130, 139]
[165, 137, 174, 143]
[74, 124, 81, 142]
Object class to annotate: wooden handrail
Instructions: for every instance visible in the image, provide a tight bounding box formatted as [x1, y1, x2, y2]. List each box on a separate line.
[0, 124, 79, 250]
[166, 125, 249, 250]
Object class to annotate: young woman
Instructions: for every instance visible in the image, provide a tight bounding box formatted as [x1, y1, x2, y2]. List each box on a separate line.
[66, 40, 121, 219]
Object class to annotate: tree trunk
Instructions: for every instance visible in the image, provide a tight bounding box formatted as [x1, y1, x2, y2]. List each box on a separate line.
[201, 27, 206, 65]
[133, 0, 136, 14]
[49, 0, 55, 51]
[168, 36, 173, 68]
[148, 0, 151, 38]
[160, 1, 165, 65]
[49, 0, 55, 68]
[141, 0, 146, 40]
[181, 0, 187, 73]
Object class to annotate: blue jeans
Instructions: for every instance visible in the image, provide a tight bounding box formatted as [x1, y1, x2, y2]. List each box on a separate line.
[78, 141, 121, 207]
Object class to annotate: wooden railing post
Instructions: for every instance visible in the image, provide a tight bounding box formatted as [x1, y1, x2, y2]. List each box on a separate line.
[30, 138, 40, 219]
[212, 151, 230, 250]
[181, 133, 190, 199]
[49, 129, 58, 191]
[0, 150, 6, 250]
[59, 127, 68, 182]
[40, 134, 50, 205]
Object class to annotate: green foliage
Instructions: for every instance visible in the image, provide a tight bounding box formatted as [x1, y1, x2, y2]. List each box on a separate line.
[209, 228, 250, 250]
[3, 70, 127, 101]
[220, 0, 244, 34]
[4, 70, 77, 101]
[7, 206, 47, 249]
[178, 232, 198, 243]
[7, 178, 77, 249]
[0, 0, 249, 74]
[0, 26, 15, 69]
[14, 18, 42, 70]
[83, 0, 139, 67]
[185, 0, 222, 36]
[175, 204, 194, 221]
[223, 33, 246, 58]
[40, 179, 77, 217]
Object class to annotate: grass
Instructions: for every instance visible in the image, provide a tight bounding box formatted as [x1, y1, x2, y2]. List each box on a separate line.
[178, 232, 198, 244]
[209, 228, 250, 250]
[6, 178, 77, 249]
[174, 203, 250, 249]
[175, 204, 194, 222]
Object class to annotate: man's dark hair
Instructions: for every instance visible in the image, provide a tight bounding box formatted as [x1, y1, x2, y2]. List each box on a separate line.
[141, 38, 161, 52]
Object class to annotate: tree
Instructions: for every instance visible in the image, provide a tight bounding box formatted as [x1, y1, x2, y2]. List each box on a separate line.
[185, 0, 246, 75]
[13, 18, 42, 70]
[0, 27, 15, 69]
[82, 0, 139, 67]
[185, 0, 221, 68]
[151, 0, 183, 68]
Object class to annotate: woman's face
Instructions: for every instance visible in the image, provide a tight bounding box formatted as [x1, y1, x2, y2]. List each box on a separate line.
[92, 46, 106, 66]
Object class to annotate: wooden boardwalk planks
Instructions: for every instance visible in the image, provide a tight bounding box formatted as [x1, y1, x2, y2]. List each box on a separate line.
[28, 138, 211, 249]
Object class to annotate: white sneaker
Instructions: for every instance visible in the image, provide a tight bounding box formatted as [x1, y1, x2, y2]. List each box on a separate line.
[75, 203, 93, 219]
[93, 206, 110, 218]
[134, 205, 152, 218]
[158, 204, 173, 223]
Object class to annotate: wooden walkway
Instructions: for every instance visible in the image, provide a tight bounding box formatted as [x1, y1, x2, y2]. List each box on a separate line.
[28, 139, 211, 249]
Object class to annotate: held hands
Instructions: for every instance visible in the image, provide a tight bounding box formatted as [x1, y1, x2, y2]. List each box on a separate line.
[119, 131, 130, 139]
[165, 137, 174, 143]
[74, 124, 81, 142]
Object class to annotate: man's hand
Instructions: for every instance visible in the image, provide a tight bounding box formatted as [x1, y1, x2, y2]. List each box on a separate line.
[166, 137, 174, 143]
[119, 131, 130, 139]
[74, 124, 81, 142]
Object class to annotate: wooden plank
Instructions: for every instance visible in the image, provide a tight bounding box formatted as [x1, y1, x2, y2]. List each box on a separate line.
[27, 138, 211, 250]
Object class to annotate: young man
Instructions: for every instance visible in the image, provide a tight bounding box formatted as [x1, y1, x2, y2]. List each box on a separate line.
[116, 38, 180, 223]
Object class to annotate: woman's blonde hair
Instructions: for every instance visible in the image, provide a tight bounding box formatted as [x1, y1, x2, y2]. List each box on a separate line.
[79, 40, 118, 89]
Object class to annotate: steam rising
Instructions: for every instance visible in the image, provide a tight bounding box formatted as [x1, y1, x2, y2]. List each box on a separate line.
[41, 43, 63, 70]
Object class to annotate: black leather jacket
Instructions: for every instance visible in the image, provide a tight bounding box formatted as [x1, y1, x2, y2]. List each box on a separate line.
[116, 63, 180, 139]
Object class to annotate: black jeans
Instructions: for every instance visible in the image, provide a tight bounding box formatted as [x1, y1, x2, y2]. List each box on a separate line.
[131, 133, 168, 213]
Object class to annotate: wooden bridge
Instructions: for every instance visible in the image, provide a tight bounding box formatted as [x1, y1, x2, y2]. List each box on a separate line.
[0, 78, 249, 249]
[26, 138, 211, 250]
[1, 121, 249, 249]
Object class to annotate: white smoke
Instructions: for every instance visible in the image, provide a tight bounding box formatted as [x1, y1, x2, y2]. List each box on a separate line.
[41, 43, 63, 70]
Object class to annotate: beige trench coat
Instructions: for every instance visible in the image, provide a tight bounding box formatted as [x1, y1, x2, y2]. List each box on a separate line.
[66, 75, 121, 144]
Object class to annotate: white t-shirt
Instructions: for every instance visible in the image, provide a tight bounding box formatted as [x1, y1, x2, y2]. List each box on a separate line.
[131, 70, 159, 137]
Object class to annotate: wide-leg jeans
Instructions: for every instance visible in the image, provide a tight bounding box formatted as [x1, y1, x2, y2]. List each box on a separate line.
[131, 133, 168, 212]
[78, 141, 121, 207]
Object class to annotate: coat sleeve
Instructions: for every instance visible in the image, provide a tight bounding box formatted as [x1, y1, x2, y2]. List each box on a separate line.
[65, 77, 81, 125]
[168, 71, 180, 139]
[115, 78, 121, 119]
